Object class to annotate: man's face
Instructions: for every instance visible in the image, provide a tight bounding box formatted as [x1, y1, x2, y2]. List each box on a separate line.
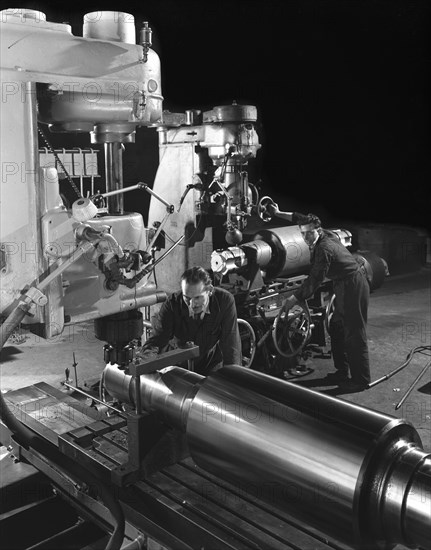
[181, 281, 211, 315]
[299, 223, 320, 247]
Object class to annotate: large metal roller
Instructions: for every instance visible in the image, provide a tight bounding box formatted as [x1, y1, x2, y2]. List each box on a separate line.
[211, 226, 311, 278]
[252, 226, 312, 277]
[103, 364, 431, 550]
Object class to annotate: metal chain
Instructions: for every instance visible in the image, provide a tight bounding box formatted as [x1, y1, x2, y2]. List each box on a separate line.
[38, 126, 83, 199]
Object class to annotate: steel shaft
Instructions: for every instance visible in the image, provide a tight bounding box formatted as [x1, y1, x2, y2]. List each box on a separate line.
[103, 364, 431, 550]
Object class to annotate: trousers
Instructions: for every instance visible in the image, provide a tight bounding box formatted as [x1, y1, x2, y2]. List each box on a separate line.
[329, 269, 371, 385]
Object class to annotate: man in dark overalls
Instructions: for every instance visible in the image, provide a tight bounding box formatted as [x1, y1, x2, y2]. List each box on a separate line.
[282, 213, 371, 391]
[138, 266, 242, 375]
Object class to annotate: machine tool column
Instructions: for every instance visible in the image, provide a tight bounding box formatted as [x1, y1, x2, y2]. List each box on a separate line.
[104, 142, 124, 214]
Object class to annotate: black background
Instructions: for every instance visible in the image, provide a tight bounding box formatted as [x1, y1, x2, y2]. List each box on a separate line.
[7, 0, 431, 230]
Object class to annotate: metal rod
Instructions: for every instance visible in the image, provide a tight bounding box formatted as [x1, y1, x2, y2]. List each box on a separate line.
[99, 184, 142, 198]
[395, 360, 431, 410]
[145, 210, 171, 253]
[62, 382, 126, 417]
[72, 352, 78, 389]
[37, 241, 95, 292]
[97, 182, 173, 212]
[368, 346, 420, 388]
[146, 234, 185, 271]
[136, 181, 172, 209]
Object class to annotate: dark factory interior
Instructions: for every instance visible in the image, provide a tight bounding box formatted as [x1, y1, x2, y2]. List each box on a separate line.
[1, 2, 430, 549]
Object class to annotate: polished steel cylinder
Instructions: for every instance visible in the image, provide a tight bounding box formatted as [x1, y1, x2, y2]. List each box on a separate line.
[253, 226, 311, 278]
[242, 240, 273, 267]
[104, 142, 124, 214]
[103, 364, 430, 550]
[104, 365, 203, 431]
[211, 247, 247, 275]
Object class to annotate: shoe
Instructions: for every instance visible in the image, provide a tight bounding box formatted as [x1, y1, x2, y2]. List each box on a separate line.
[325, 371, 350, 383]
[339, 380, 369, 392]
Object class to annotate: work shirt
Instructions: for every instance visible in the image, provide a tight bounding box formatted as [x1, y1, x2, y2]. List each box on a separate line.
[294, 229, 360, 302]
[141, 287, 242, 375]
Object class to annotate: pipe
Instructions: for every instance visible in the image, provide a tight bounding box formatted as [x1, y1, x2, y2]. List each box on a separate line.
[103, 364, 431, 550]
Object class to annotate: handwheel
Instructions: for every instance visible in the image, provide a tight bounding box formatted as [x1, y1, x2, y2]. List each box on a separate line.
[248, 182, 260, 208]
[272, 301, 312, 358]
[237, 318, 256, 367]
[257, 196, 276, 222]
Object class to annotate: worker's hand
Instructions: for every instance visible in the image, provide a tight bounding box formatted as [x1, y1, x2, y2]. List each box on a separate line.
[267, 201, 279, 216]
[135, 347, 159, 361]
[283, 295, 298, 312]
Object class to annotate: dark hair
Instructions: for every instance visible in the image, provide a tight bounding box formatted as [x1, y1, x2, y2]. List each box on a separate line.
[181, 266, 212, 287]
[298, 213, 322, 229]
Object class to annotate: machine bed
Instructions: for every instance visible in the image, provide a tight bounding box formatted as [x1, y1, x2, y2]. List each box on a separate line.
[1, 382, 352, 550]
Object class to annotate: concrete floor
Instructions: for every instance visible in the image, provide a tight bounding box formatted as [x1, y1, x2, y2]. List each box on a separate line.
[0, 267, 430, 549]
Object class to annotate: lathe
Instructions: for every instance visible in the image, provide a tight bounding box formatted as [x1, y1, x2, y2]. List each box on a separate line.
[1, 8, 428, 550]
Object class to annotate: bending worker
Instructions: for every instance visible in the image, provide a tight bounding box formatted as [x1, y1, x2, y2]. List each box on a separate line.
[269, 203, 371, 391]
[138, 266, 242, 375]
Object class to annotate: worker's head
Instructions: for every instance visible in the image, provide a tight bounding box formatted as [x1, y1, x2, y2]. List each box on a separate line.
[298, 214, 322, 247]
[181, 266, 214, 315]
